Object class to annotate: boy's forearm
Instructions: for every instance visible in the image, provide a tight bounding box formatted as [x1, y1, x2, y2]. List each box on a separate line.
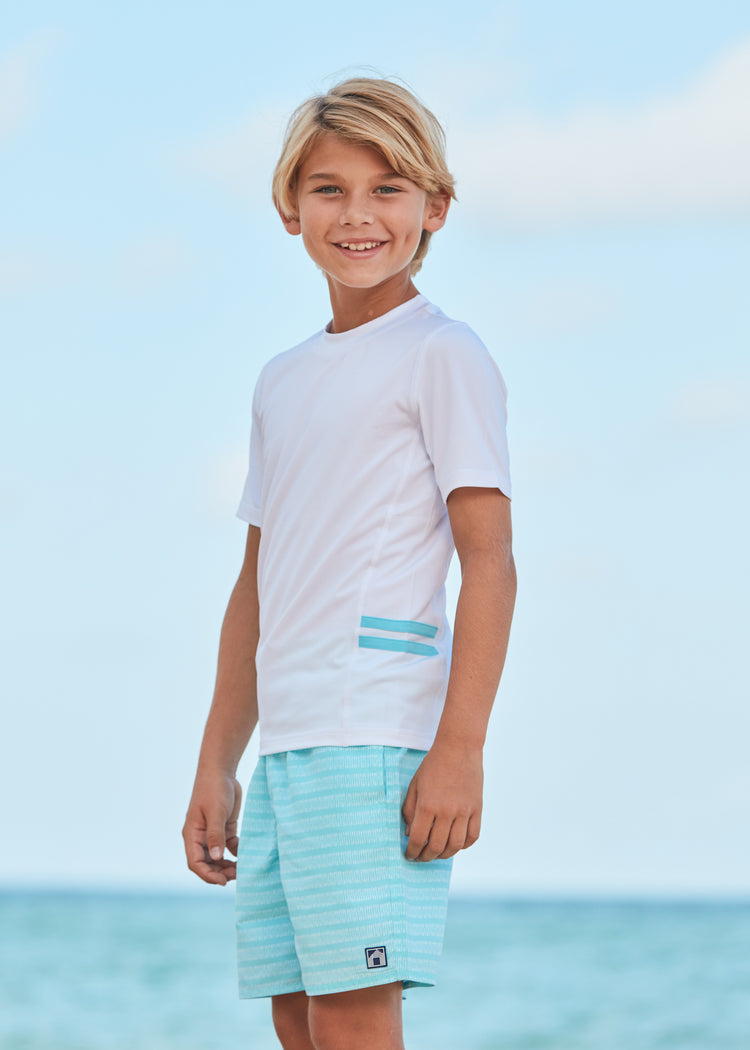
[195, 570, 260, 778]
[402, 539, 515, 861]
[432, 548, 517, 752]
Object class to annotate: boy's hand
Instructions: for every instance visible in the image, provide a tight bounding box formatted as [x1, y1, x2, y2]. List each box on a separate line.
[402, 744, 483, 861]
[182, 773, 242, 885]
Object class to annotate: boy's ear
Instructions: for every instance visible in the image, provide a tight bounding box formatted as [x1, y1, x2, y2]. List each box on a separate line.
[276, 202, 301, 236]
[423, 192, 451, 233]
[277, 209, 300, 235]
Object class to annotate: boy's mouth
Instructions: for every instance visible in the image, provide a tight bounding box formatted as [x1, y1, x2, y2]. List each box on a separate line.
[335, 240, 384, 253]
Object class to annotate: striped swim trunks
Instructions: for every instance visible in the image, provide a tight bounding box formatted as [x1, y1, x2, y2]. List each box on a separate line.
[235, 745, 453, 998]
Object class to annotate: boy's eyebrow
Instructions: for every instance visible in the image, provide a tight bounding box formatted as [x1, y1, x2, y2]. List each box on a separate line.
[305, 171, 409, 182]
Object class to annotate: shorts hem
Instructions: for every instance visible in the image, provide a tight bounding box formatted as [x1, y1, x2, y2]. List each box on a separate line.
[238, 974, 436, 1000]
[239, 979, 305, 1000]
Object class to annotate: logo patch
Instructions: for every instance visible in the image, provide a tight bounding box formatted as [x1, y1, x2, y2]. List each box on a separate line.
[365, 945, 388, 970]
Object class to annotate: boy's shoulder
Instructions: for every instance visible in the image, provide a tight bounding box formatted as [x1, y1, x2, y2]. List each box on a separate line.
[252, 326, 324, 396]
[414, 303, 498, 376]
[253, 299, 497, 405]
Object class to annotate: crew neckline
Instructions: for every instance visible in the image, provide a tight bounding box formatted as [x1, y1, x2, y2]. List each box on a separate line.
[321, 293, 427, 343]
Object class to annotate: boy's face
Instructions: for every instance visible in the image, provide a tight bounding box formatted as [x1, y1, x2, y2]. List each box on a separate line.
[280, 133, 449, 296]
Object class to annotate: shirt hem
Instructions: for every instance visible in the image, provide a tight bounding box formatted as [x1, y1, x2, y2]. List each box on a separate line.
[258, 728, 437, 756]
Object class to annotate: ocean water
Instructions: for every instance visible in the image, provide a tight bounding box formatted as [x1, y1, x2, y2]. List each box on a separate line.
[1, 891, 748, 1049]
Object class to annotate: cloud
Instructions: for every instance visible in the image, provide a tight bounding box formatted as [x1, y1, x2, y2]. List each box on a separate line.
[451, 38, 750, 230]
[172, 104, 290, 202]
[113, 234, 194, 291]
[0, 248, 45, 294]
[503, 275, 623, 336]
[667, 377, 750, 428]
[0, 27, 64, 145]
[0, 234, 194, 298]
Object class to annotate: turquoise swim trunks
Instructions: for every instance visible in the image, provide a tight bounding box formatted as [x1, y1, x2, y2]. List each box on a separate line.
[235, 745, 453, 998]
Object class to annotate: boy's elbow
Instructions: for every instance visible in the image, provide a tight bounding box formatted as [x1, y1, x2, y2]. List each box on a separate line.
[462, 544, 516, 592]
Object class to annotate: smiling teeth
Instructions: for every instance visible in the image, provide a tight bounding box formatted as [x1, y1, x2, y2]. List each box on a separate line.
[339, 241, 381, 251]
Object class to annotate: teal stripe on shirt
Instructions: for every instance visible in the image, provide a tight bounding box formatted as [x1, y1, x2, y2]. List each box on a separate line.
[360, 616, 438, 638]
[358, 635, 438, 657]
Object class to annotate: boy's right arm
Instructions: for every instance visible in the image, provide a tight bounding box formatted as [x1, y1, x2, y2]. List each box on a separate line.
[182, 525, 261, 885]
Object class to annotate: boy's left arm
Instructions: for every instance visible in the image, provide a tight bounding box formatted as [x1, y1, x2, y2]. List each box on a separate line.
[403, 486, 517, 861]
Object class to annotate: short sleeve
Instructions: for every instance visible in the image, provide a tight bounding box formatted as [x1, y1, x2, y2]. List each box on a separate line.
[415, 322, 512, 504]
[236, 374, 264, 526]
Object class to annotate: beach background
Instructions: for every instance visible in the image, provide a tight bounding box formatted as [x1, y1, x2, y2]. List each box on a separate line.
[1, 2, 749, 1047]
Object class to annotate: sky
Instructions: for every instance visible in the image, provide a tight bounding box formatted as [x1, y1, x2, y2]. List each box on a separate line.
[1, 1, 749, 898]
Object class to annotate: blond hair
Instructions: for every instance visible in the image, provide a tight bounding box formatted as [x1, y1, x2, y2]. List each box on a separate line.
[272, 77, 456, 275]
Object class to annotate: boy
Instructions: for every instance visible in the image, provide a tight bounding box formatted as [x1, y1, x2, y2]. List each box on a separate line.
[183, 77, 516, 1050]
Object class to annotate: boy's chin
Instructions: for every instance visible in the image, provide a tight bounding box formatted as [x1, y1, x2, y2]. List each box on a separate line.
[323, 267, 416, 293]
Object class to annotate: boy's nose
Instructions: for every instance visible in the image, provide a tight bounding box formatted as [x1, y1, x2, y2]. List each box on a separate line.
[339, 194, 374, 226]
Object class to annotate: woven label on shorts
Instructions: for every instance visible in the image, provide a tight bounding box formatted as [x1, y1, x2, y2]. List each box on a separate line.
[365, 946, 388, 970]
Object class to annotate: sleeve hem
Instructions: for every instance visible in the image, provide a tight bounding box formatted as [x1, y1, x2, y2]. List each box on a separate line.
[440, 469, 512, 504]
[236, 502, 262, 526]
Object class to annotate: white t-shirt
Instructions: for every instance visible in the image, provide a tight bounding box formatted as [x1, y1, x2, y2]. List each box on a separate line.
[237, 294, 511, 756]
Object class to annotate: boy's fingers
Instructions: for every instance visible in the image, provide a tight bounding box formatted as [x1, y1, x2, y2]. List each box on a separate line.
[183, 830, 220, 881]
[465, 812, 481, 848]
[415, 816, 452, 861]
[405, 808, 434, 860]
[406, 809, 481, 861]
[184, 831, 207, 870]
[438, 817, 471, 859]
[206, 821, 227, 861]
[183, 821, 238, 885]
[182, 812, 208, 861]
[194, 858, 236, 886]
[401, 779, 417, 831]
[206, 859, 237, 883]
[183, 780, 243, 881]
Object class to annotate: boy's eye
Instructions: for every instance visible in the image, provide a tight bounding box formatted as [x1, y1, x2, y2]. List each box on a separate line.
[314, 185, 341, 194]
[376, 186, 400, 194]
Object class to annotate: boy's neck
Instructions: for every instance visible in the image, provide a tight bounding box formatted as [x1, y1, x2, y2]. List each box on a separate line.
[326, 274, 420, 333]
